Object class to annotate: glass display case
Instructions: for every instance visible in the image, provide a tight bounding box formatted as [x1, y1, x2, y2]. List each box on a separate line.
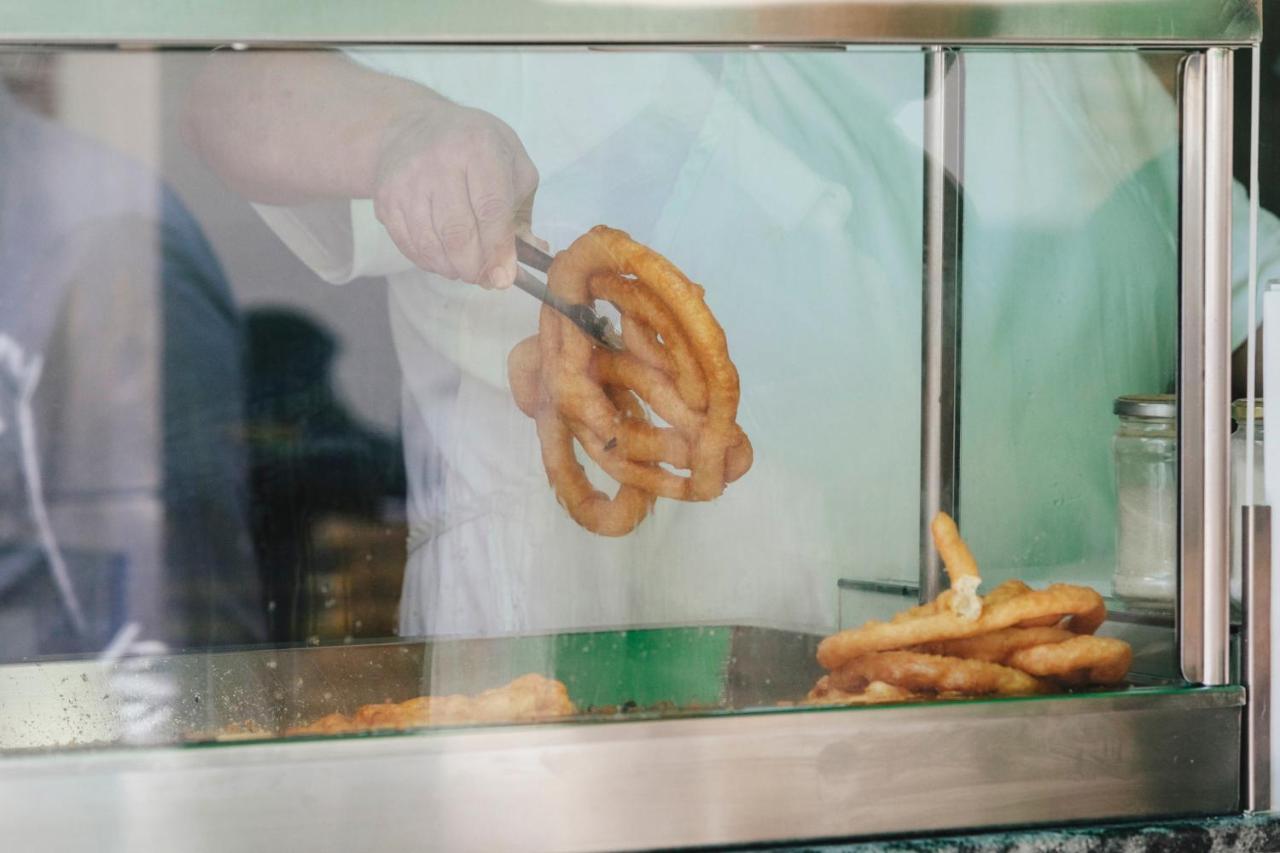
[0, 1, 1269, 849]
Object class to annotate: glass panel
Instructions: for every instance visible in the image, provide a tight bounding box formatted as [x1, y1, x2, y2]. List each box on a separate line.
[0, 44, 1246, 754]
[958, 51, 1190, 688]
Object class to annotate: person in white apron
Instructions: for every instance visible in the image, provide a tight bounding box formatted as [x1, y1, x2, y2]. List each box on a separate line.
[188, 49, 1280, 638]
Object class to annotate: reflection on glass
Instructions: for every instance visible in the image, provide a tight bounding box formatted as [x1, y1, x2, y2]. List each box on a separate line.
[0, 63, 262, 663]
[244, 307, 405, 644]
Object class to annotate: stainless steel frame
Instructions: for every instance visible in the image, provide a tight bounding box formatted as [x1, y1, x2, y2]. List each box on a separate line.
[0, 687, 1244, 852]
[0, 0, 1259, 46]
[0, 2, 1264, 849]
[1244, 505, 1272, 811]
[918, 47, 965, 604]
[1178, 49, 1234, 687]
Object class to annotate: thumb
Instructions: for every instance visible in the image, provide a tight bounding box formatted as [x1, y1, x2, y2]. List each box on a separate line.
[513, 194, 549, 254]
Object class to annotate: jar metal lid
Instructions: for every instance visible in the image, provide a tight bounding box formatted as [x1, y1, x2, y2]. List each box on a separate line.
[1114, 393, 1175, 419]
[1232, 398, 1264, 423]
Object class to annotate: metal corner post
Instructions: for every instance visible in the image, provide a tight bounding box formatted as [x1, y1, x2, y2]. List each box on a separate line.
[1178, 48, 1233, 685]
[1244, 505, 1272, 810]
[919, 46, 964, 603]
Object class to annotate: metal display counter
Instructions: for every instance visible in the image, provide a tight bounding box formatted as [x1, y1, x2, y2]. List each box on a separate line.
[0, 629, 1247, 850]
[0, 1, 1268, 849]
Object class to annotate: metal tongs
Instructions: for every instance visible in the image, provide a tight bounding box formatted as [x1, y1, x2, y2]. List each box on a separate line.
[514, 236, 624, 352]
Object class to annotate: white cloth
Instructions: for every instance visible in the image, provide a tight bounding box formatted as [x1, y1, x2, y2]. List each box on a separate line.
[257, 50, 1280, 638]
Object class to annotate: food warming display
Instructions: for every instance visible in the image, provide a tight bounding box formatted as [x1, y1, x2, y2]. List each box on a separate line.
[0, 1, 1265, 851]
[192, 512, 1131, 743]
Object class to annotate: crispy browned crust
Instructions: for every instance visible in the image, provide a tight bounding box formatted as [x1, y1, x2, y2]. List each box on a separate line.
[507, 225, 752, 536]
[829, 651, 1054, 697]
[817, 583, 1107, 671]
[285, 674, 577, 736]
[811, 514, 1129, 701]
[1006, 635, 1134, 686]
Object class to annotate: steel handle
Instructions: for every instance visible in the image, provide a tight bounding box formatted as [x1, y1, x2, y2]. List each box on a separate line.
[1244, 505, 1271, 810]
[1177, 48, 1233, 686]
[918, 46, 964, 603]
[516, 237, 554, 273]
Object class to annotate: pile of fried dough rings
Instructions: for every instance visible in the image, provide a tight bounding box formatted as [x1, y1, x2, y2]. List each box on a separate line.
[508, 226, 753, 536]
[810, 513, 1133, 704]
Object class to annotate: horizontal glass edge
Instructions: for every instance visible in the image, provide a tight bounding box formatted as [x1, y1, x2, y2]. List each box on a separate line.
[0, 0, 1258, 47]
[11, 684, 1232, 758]
[0, 39, 1259, 50]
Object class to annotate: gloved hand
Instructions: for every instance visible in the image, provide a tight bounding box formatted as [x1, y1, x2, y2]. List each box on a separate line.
[373, 101, 540, 290]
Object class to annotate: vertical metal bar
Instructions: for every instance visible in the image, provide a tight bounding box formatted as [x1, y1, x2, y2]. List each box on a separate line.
[1244, 505, 1271, 811]
[919, 46, 964, 603]
[1178, 49, 1233, 685]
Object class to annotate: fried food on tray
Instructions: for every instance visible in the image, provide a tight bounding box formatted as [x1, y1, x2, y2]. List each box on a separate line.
[286, 673, 576, 736]
[816, 582, 1106, 671]
[1005, 635, 1133, 686]
[829, 651, 1053, 697]
[805, 676, 917, 705]
[916, 626, 1077, 662]
[931, 511, 982, 620]
[809, 513, 1131, 705]
[507, 225, 752, 536]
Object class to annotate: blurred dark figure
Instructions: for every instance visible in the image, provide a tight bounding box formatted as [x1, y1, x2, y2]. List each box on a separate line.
[243, 308, 405, 643]
[1235, 4, 1280, 217]
[0, 78, 264, 659]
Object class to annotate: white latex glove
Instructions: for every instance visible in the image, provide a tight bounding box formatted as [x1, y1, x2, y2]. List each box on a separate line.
[373, 101, 540, 289]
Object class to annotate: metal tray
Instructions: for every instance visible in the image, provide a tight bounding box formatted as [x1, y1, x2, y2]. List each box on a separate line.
[0, 625, 1246, 850]
[0, 625, 825, 750]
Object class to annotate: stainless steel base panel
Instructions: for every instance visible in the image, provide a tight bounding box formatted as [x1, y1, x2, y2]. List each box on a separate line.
[0, 686, 1243, 853]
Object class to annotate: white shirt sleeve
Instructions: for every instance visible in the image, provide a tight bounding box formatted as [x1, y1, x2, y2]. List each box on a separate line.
[1237, 183, 1280, 350]
[252, 197, 418, 285]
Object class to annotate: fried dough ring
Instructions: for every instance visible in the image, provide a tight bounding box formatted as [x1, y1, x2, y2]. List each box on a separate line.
[1005, 635, 1133, 686]
[812, 514, 1129, 695]
[915, 626, 1077, 663]
[893, 579, 1031, 624]
[285, 674, 577, 736]
[508, 226, 753, 535]
[816, 583, 1106, 671]
[805, 676, 918, 706]
[829, 651, 1053, 697]
[510, 302, 659, 535]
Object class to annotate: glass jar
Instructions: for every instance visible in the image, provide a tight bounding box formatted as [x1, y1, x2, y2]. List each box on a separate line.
[1112, 394, 1176, 607]
[1231, 398, 1264, 605]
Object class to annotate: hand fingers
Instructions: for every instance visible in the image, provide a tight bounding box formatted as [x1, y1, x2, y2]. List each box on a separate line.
[483, 241, 517, 290]
[511, 174, 549, 269]
[492, 143, 544, 285]
[512, 147, 540, 230]
[376, 194, 458, 281]
[411, 197, 460, 280]
[431, 172, 486, 284]
[511, 142, 540, 211]
[375, 112, 541, 288]
[466, 155, 518, 289]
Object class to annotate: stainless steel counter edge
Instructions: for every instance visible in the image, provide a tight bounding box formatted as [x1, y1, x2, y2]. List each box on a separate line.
[0, 0, 1260, 47]
[0, 687, 1246, 853]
